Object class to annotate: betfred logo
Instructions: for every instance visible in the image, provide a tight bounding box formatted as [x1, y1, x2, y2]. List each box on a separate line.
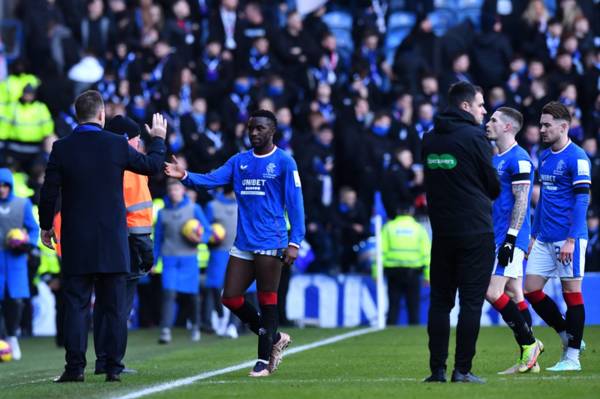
[426, 153, 457, 169]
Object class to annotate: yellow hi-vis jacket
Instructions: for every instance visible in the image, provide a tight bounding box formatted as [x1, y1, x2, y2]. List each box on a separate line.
[0, 74, 40, 140]
[381, 215, 431, 280]
[9, 100, 53, 143]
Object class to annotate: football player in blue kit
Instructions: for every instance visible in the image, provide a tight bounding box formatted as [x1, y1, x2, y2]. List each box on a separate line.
[484, 107, 543, 375]
[165, 110, 305, 377]
[524, 102, 591, 372]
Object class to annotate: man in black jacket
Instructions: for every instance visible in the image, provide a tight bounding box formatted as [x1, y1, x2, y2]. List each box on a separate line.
[423, 82, 500, 383]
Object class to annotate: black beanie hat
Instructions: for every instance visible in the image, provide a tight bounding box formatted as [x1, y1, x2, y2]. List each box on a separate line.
[106, 115, 141, 139]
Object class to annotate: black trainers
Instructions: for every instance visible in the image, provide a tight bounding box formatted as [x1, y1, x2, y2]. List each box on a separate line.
[451, 369, 486, 384]
[423, 368, 447, 383]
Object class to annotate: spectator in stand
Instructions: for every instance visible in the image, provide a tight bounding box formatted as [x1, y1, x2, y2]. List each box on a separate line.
[440, 53, 473, 98]
[196, 40, 234, 108]
[163, 0, 202, 63]
[274, 11, 319, 92]
[221, 74, 253, 132]
[333, 186, 369, 273]
[470, 14, 513, 90]
[414, 102, 435, 140]
[208, 0, 241, 53]
[78, 0, 115, 59]
[236, 1, 273, 61]
[416, 74, 441, 113]
[241, 37, 280, 82]
[518, 124, 542, 169]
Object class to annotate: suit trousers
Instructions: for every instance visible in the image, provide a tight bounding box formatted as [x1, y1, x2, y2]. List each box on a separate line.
[63, 273, 127, 375]
[94, 278, 137, 372]
[427, 233, 494, 374]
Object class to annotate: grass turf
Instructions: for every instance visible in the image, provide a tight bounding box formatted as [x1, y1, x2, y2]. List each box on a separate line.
[1, 326, 598, 399]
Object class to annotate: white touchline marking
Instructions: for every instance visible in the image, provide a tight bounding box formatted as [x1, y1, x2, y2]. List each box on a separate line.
[7, 377, 55, 388]
[112, 327, 380, 399]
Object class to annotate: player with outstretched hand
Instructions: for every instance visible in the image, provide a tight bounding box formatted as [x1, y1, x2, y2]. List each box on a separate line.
[164, 109, 305, 377]
[524, 101, 591, 372]
[484, 107, 543, 375]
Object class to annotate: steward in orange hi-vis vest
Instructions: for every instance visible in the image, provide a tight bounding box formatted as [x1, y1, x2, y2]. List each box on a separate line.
[104, 116, 155, 279]
[124, 171, 153, 234]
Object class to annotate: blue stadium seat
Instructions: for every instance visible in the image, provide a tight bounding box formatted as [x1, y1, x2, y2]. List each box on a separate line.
[456, 0, 483, 29]
[458, 8, 482, 29]
[456, 0, 483, 8]
[384, 12, 417, 64]
[433, 0, 456, 9]
[428, 9, 455, 36]
[544, 0, 557, 17]
[323, 11, 353, 32]
[389, 0, 408, 12]
[0, 20, 23, 61]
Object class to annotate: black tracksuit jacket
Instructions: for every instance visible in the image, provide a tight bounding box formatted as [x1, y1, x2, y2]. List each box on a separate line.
[422, 107, 500, 237]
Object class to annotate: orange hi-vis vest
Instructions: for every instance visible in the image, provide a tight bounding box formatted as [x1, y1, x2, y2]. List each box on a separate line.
[124, 170, 153, 234]
[53, 212, 62, 258]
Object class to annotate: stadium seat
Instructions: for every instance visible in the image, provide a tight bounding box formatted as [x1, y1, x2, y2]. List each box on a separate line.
[389, 0, 408, 12]
[384, 12, 417, 64]
[427, 9, 455, 36]
[0, 19, 23, 61]
[456, 0, 483, 29]
[322, 10, 353, 32]
[433, 0, 456, 8]
[544, 0, 557, 17]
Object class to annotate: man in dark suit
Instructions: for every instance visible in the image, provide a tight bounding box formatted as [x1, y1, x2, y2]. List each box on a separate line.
[38, 90, 167, 383]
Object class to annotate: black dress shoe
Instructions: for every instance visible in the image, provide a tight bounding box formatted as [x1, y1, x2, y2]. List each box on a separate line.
[94, 368, 106, 375]
[423, 369, 447, 383]
[54, 372, 84, 383]
[105, 374, 121, 382]
[451, 369, 486, 384]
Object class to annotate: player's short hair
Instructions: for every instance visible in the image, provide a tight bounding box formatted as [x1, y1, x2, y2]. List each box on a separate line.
[250, 109, 277, 128]
[447, 81, 482, 108]
[75, 90, 104, 122]
[542, 101, 571, 124]
[496, 107, 523, 133]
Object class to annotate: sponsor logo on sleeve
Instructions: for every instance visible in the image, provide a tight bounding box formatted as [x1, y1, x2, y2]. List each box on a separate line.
[577, 159, 590, 177]
[518, 160, 532, 174]
[293, 170, 302, 187]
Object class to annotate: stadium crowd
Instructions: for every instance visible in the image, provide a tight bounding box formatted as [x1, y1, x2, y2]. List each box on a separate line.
[1, 0, 600, 339]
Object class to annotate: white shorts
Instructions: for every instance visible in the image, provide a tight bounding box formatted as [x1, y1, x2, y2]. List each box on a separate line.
[493, 247, 525, 279]
[229, 246, 283, 261]
[526, 239, 587, 280]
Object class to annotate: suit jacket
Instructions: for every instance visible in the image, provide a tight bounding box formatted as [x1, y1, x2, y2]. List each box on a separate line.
[39, 123, 166, 275]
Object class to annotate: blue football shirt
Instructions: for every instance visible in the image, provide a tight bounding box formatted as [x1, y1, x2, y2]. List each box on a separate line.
[492, 143, 534, 251]
[182, 147, 306, 251]
[534, 141, 591, 242]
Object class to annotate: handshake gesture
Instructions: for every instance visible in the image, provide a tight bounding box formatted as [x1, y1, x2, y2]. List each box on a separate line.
[164, 155, 186, 180]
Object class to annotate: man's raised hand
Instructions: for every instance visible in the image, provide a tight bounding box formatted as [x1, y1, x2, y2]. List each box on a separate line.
[145, 113, 167, 139]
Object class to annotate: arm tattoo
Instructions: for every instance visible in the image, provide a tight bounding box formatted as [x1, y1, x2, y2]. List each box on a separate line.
[510, 183, 530, 231]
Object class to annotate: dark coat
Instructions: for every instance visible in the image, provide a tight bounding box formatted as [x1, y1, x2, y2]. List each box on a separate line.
[423, 107, 500, 237]
[38, 123, 166, 275]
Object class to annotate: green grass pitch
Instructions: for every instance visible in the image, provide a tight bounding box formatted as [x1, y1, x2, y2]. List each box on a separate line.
[1, 326, 598, 399]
